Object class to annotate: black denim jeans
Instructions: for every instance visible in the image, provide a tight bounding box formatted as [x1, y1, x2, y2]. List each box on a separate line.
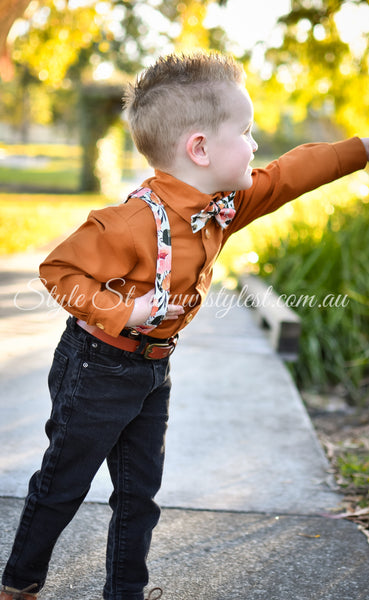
[2, 317, 172, 600]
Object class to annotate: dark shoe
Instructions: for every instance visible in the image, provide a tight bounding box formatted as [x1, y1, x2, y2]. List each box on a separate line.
[145, 588, 163, 600]
[0, 584, 38, 600]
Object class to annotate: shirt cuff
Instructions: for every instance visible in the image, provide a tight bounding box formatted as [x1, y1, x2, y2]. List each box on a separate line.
[331, 136, 368, 176]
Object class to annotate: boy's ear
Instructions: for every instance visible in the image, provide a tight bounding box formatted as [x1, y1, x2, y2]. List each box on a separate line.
[185, 133, 210, 167]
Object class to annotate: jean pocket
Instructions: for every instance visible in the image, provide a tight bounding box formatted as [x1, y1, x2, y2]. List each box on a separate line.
[85, 345, 133, 374]
[48, 348, 68, 402]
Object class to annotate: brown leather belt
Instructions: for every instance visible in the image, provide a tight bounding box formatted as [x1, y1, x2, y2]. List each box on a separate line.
[76, 319, 177, 359]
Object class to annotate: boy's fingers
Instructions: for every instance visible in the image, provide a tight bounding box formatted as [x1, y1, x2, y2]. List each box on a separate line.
[164, 303, 185, 319]
[167, 303, 184, 314]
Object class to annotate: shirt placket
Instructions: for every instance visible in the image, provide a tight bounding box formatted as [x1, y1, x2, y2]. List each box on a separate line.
[195, 220, 223, 301]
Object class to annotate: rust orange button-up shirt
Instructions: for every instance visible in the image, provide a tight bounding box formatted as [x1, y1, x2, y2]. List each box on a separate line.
[39, 137, 367, 338]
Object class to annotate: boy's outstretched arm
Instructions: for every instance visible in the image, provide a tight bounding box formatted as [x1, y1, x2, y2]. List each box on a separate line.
[226, 137, 368, 235]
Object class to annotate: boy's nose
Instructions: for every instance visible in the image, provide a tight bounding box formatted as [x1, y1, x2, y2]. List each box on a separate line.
[251, 136, 258, 152]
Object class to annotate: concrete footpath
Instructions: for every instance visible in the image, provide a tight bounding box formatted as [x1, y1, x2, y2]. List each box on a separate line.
[0, 252, 368, 600]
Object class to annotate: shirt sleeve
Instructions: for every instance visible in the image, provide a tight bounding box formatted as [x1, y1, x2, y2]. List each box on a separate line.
[227, 137, 367, 234]
[39, 205, 141, 337]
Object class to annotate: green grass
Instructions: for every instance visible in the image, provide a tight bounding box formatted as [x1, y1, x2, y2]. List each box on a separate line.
[0, 143, 81, 191]
[0, 142, 81, 158]
[337, 452, 369, 491]
[0, 162, 80, 191]
[336, 451, 369, 508]
[0, 193, 107, 253]
[0, 142, 144, 253]
[0, 142, 146, 191]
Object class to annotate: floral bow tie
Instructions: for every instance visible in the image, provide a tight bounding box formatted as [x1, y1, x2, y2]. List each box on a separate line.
[191, 191, 236, 233]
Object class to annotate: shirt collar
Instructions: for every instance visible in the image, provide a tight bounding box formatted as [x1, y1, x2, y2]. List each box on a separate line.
[141, 170, 222, 225]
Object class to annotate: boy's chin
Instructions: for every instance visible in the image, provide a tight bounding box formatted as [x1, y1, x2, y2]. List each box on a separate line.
[233, 171, 253, 191]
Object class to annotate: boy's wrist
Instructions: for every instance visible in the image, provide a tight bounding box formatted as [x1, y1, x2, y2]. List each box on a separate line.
[126, 289, 155, 327]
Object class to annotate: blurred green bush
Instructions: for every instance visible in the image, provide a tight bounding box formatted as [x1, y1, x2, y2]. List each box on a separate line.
[257, 201, 369, 404]
[217, 173, 369, 404]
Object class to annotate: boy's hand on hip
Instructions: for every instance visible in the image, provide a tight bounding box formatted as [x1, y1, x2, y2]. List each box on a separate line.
[126, 288, 184, 327]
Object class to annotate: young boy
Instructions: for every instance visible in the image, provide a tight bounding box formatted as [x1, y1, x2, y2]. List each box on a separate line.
[1, 52, 368, 600]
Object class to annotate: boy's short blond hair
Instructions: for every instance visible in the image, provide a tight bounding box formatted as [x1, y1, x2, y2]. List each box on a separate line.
[123, 52, 245, 170]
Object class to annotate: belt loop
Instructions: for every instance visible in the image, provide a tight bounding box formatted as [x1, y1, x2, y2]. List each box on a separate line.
[135, 333, 149, 355]
[68, 316, 76, 330]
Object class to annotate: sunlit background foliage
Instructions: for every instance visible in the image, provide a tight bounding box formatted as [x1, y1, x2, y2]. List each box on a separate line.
[0, 0, 369, 402]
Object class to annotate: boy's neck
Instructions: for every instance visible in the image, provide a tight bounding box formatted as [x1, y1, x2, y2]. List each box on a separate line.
[160, 163, 216, 196]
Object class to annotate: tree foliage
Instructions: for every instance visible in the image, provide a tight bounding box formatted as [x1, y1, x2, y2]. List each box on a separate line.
[1, 0, 369, 190]
[5, 0, 229, 87]
[0, 0, 231, 190]
[261, 0, 369, 137]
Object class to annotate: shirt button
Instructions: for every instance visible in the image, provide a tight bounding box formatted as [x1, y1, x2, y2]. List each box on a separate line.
[185, 313, 193, 324]
[204, 229, 211, 239]
[96, 322, 105, 330]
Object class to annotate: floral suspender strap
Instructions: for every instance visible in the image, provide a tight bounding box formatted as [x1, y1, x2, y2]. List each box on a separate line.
[126, 186, 171, 334]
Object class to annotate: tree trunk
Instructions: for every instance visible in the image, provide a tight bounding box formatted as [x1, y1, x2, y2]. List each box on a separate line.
[78, 84, 124, 192]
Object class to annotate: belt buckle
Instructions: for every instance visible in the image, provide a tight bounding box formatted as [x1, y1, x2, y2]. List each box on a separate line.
[143, 336, 178, 360]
